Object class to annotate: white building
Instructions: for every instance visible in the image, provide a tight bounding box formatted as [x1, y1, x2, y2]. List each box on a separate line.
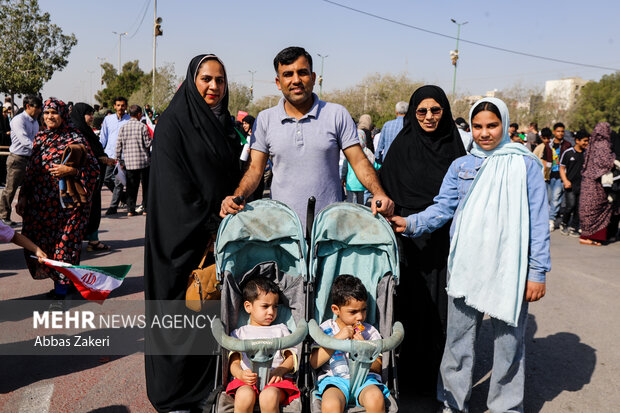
[544, 77, 588, 110]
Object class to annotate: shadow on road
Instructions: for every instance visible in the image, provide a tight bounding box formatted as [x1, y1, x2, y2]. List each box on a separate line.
[87, 406, 130, 413]
[467, 314, 596, 412]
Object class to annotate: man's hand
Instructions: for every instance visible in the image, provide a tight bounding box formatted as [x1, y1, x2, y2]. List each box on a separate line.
[563, 180, 572, 189]
[98, 156, 116, 167]
[525, 281, 546, 302]
[389, 216, 407, 233]
[220, 195, 245, 218]
[370, 194, 394, 217]
[240, 369, 257, 385]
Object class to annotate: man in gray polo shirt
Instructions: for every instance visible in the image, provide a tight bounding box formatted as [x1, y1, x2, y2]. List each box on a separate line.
[0, 95, 41, 227]
[220, 46, 393, 224]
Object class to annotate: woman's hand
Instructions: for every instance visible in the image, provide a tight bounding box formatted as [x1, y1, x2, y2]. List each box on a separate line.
[98, 156, 116, 167]
[525, 281, 546, 302]
[50, 164, 77, 178]
[389, 216, 407, 233]
[15, 196, 27, 217]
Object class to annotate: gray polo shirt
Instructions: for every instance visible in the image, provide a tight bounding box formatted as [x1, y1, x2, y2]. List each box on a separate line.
[251, 94, 359, 224]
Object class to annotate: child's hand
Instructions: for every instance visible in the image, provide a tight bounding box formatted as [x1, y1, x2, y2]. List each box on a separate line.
[35, 247, 48, 262]
[240, 369, 257, 385]
[389, 216, 407, 233]
[334, 325, 354, 340]
[268, 367, 287, 384]
[352, 331, 364, 341]
[525, 281, 546, 302]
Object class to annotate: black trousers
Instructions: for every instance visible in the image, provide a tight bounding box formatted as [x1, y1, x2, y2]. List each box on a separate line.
[561, 188, 580, 230]
[125, 167, 149, 213]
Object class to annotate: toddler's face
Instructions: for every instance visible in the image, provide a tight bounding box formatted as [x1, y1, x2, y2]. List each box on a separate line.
[332, 298, 367, 327]
[244, 291, 279, 326]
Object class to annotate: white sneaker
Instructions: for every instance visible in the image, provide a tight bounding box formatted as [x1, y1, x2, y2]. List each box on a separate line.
[549, 220, 556, 232]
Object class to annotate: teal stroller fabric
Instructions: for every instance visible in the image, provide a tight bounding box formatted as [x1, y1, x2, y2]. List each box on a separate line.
[308, 202, 402, 411]
[212, 199, 308, 412]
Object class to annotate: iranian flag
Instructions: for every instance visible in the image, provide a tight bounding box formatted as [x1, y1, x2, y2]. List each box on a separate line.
[39, 258, 131, 302]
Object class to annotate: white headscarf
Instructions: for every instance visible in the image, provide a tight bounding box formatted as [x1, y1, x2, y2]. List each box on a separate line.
[447, 98, 543, 326]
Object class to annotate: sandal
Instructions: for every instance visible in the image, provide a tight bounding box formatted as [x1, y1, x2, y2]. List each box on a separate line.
[87, 241, 110, 251]
[579, 238, 602, 246]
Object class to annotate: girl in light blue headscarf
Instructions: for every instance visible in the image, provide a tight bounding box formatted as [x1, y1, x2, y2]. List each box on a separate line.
[389, 97, 550, 412]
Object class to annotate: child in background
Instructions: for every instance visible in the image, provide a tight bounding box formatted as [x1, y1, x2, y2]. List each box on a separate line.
[226, 277, 299, 413]
[310, 274, 389, 413]
[390, 98, 550, 413]
[0, 220, 47, 260]
[559, 130, 590, 237]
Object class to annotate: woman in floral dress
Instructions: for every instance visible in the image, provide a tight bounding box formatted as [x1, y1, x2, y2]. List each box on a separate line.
[16, 98, 99, 304]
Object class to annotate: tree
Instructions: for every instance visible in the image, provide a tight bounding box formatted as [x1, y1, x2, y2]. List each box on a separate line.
[228, 82, 252, 118]
[323, 73, 422, 128]
[249, 94, 280, 115]
[0, 0, 77, 100]
[129, 63, 179, 112]
[95, 60, 146, 107]
[569, 72, 620, 131]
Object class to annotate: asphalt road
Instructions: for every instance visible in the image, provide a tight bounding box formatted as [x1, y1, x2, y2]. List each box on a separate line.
[1, 190, 618, 413]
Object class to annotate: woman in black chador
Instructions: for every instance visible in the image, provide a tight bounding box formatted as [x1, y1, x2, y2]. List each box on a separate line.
[380, 85, 466, 396]
[144, 54, 241, 412]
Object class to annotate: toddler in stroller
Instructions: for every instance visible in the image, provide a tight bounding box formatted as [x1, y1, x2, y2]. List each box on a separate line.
[227, 277, 300, 412]
[310, 274, 390, 413]
[307, 202, 404, 413]
[210, 199, 308, 413]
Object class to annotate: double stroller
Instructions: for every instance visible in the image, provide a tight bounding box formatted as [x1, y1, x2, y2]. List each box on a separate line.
[209, 199, 403, 412]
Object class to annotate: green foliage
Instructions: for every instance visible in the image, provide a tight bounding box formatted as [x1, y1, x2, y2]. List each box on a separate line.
[228, 82, 252, 119]
[0, 0, 77, 96]
[129, 63, 179, 112]
[95, 60, 146, 107]
[323, 73, 422, 128]
[569, 72, 620, 131]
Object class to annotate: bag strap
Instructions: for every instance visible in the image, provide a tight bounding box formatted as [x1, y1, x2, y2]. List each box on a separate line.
[198, 236, 216, 269]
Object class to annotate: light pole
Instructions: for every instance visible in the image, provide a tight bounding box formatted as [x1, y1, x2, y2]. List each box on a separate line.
[317, 53, 328, 99]
[153, 0, 163, 109]
[248, 70, 256, 99]
[450, 18, 467, 97]
[112, 31, 128, 73]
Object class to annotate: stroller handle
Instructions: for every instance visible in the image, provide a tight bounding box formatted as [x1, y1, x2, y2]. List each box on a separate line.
[308, 319, 404, 359]
[211, 318, 308, 354]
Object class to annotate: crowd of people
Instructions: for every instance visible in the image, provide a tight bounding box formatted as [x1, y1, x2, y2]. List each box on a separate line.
[0, 44, 619, 413]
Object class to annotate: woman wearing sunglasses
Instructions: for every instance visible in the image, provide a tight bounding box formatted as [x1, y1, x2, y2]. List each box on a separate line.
[379, 85, 466, 398]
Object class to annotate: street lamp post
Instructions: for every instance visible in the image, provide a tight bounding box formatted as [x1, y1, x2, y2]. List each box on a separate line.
[248, 70, 256, 99]
[317, 53, 328, 99]
[96, 56, 106, 86]
[112, 31, 128, 73]
[450, 19, 468, 97]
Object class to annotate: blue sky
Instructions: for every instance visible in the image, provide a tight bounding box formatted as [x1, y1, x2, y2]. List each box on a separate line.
[39, 0, 620, 105]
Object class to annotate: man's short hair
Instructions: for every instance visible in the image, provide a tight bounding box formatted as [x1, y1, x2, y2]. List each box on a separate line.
[23, 95, 42, 109]
[243, 277, 281, 303]
[331, 274, 368, 307]
[575, 130, 590, 141]
[273, 46, 313, 73]
[114, 96, 128, 105]
[395, 101, 409, 115]
[510, 122, 519, 130]
[128, 104, 142, 118]
[553, 122, 565, 130]
[541, 127, 552, 138]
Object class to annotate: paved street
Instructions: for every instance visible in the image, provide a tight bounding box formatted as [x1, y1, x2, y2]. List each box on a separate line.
[1, 190, 619, 412]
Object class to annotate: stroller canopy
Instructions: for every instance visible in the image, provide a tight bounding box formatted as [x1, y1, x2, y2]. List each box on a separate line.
[310, 203, 399, 325]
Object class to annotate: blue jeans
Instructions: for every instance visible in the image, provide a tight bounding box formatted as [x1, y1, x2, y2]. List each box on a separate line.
[547, 178, 564, 222]
[438, 297, 528, 413]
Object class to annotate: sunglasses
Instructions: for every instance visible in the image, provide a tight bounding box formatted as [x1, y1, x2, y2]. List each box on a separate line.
[416, 106, 443, 117]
